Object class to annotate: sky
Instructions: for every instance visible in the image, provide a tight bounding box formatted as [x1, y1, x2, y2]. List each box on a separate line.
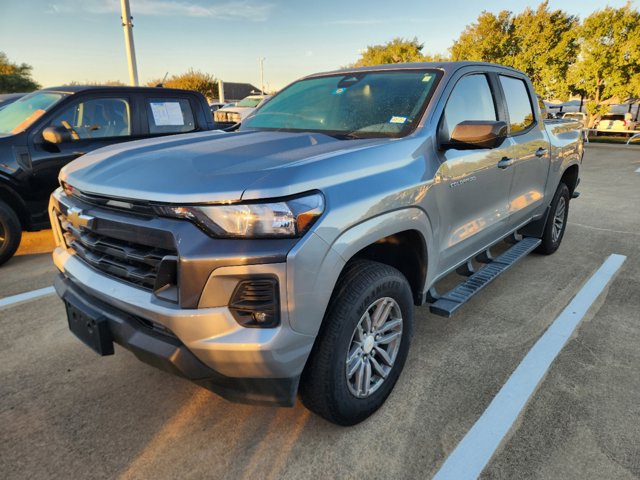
[0, 0, 636, 92]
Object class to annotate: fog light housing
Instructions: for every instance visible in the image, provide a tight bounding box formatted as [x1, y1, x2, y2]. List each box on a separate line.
[229, 277, 280, 328]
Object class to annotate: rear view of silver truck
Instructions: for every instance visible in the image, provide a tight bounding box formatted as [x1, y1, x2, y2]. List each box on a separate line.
[49, 62, 583, 425]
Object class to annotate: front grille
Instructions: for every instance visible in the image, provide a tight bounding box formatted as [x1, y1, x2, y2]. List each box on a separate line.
[58, 213, 177, 291]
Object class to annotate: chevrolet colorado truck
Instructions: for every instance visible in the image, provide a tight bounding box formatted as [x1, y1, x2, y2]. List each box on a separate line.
[49, 62, 583, 426]
[0, 86, 215, 265]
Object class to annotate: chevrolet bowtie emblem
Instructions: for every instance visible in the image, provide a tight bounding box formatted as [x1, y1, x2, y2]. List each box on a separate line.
[66, 207, 95, 230]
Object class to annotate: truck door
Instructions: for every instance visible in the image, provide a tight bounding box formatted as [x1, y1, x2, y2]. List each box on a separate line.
[29, 95, 138, 204]
[496, 75, 550, 229]
[434, 73, 514, 274]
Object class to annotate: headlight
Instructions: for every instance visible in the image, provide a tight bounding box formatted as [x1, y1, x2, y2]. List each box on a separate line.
[157, 192, 324, 238]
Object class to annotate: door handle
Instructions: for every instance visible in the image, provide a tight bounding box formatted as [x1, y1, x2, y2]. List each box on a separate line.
[497, 157, 515, 169]
[535, 147, 547, 158]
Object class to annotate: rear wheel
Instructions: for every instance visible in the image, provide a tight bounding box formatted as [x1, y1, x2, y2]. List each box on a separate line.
[536, 182, 570, 255]
[0, 200, 22, 266]
[299, 260, 414, 426]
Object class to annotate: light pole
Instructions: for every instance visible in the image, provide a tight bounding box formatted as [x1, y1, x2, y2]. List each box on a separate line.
[259, 57, 265, 95]
[120, 0, 139, 86]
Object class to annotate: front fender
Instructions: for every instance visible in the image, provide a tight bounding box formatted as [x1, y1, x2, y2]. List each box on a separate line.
[286, 208, 435, 337]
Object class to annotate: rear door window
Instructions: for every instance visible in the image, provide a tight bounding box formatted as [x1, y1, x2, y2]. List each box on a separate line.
[499, 76, 535, 133]
[146, 98, 195, 134]
[48, 97, 131, 140]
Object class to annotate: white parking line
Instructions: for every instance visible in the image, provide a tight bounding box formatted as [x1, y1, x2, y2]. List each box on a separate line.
[433, 253, 626, 480]
[0, 286, 56, 309]
[635, 167, 640, 173]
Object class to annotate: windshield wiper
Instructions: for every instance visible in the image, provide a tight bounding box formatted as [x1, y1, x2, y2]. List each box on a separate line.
[325, 131, 368, 140]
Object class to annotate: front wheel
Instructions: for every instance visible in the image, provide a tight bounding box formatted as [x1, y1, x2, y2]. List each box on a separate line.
[536, 182, 570, 255]
[299, 260, 414, 426]
[0, 200, 22, 266]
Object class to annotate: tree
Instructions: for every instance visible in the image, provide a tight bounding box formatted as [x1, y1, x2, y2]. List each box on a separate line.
[510, 2, 578, 99]
[351, 38, 429, 67]
[450, 3, 578, 98]
[147, 69, 218, 99]
[0, 52, 40, 93]
[449, 11, 516, 63]
[568, 4, 640, 124]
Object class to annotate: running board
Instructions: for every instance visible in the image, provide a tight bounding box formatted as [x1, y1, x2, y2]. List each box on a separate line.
[429, 237, 542, 317]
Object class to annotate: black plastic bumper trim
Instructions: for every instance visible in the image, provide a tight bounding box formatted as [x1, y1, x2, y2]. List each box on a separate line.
[54, 273, 299, 406]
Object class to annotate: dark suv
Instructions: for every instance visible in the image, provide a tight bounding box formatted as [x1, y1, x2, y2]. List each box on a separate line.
[0, 86, 215, 265]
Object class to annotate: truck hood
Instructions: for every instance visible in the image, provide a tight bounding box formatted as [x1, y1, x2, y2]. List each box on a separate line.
[61, 130, 387, 203]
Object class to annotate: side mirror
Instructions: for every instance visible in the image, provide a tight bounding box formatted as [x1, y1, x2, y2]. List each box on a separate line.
[444, 120, 508, 150]
[42, 126, 71, 144]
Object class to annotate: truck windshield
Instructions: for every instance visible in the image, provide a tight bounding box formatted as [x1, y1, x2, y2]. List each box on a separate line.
[0, 91, 68, 135]
[237, 97, 263, 108]
[242, 69, 440, 138]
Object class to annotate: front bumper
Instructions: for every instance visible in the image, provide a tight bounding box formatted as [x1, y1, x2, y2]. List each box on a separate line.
[55, 272, 301, 406]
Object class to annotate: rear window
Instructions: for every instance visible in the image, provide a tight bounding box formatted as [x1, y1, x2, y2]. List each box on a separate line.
[499, 75, 535, 133]
[237, 97, 263, 108]
[146, 98, 196, 134]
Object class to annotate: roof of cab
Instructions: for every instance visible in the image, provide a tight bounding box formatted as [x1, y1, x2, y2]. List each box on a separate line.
[40, 85, 201, 95]
[306, 61, 525, 78]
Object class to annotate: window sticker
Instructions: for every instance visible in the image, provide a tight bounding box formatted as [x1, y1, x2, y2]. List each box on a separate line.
[150, 102, 185, 126]
[422, 73, 434, 83]
[389, 116, 407, 124]
[332, 88, 347, 95]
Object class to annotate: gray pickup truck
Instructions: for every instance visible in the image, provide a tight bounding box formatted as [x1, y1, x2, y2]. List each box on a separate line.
[49, 62, 582, 425]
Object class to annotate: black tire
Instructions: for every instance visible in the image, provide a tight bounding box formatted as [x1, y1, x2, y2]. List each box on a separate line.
[536, 182, 570, 255]
[0, 200, 22, 266]
[299, 260, 414, 426]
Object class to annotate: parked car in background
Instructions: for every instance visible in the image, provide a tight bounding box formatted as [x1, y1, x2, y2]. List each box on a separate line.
[0, 85, 216, 265]
[562, 112, 586, 124]
[213, 94, 271, 126]
[594, 113, 636, 132]
[0, 93, 27, 110]
[208, 102, 226, 115]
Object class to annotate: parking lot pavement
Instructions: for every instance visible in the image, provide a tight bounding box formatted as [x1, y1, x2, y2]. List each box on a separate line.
[1, 144, 638, 479]
[1, 231, 57, 298]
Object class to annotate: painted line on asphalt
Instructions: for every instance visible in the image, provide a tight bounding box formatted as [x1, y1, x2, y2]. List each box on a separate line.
[433, 253, 626, 480]
[635, 167, 640, 173]
[0, 286, 56, 309]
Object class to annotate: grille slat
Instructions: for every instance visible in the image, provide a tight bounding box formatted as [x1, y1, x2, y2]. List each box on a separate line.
[57, 212, 176, 290]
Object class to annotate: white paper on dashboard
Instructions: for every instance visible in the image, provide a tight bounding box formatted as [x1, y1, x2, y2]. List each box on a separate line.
[150, 102, 185, 126]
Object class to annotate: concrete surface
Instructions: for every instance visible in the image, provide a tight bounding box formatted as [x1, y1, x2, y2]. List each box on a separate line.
[0, 144, 638, 479]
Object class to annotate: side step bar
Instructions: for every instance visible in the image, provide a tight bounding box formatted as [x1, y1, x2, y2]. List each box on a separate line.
[429, 237, 542, 318]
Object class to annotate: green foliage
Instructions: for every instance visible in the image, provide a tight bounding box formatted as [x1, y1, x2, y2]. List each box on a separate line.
[510, 2, 579, 99]
[585, 101, 609, 127]
[568, 3, 640, 103]
[0, 52, 40, 93]
[351, 38, 444, 67]
[449, 2, 579, 99]
[585, 101, 608, 116]
[450, 10, 516, 63]
[147, 69, 218, 99]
